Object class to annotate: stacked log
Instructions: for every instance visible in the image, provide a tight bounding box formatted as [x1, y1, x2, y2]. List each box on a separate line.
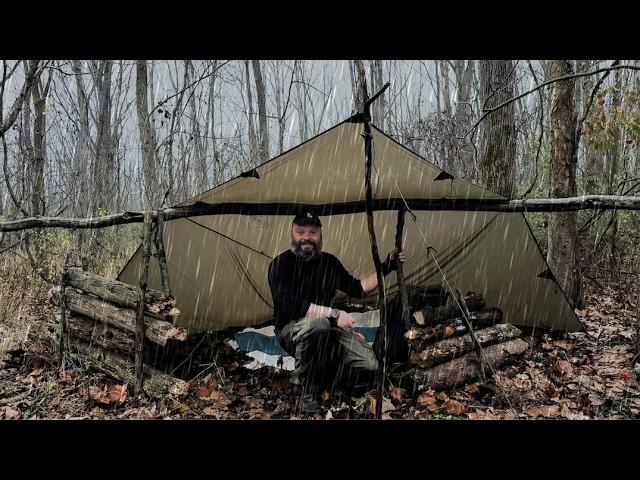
[48, 268, 188, 398]
[405, 289, 529, 391]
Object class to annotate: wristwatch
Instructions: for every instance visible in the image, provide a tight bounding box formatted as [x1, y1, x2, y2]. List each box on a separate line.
[328, 308, 340, 327]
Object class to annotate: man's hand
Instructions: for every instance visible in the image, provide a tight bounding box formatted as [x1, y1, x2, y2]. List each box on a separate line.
[336, 310, 357, 330]
[389, 247, 406, 263]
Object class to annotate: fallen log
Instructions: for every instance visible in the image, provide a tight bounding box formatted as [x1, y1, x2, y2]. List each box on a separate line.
[49, 287, 187, 347]
[69, 341, 188, 399]
[417, 292, 486, 326]
[65, 267, 179, 321]
[406, 308, 503, 350]
[63, 314, 135, 356]
[410, 323, 522, 369]
[414, 338, 529, 390]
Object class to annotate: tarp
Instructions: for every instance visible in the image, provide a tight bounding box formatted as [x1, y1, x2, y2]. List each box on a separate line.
[119, 115, 583, 333]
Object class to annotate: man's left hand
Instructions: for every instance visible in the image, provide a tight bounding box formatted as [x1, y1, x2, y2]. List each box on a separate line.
[389, 248, 406, 263]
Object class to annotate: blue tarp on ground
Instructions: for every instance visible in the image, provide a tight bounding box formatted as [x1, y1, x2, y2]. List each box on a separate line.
[233, 327, 379, 356]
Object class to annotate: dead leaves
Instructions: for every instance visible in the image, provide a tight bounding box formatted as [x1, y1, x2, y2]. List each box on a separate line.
[390, 387, 409, 406]
[525, 405, 560, 418]
[553, 360, 574, 377]
[0, 406, 21, 420]
[89, 381, 128, 407]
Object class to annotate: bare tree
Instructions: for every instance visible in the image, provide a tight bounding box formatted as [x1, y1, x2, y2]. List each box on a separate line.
[478, 60, 517, 197]
[135, 60, 161, 209]
[547, 59, 583, 308]
[252, 60, 269, 163]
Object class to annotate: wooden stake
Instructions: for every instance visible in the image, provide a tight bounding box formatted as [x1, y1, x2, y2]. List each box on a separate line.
[153, 212, 171, 295]
[395, 206, 411, 330]
[57, 254, 70, 369]
[362, 81, 391, 419]
[135, 211, 153, 395]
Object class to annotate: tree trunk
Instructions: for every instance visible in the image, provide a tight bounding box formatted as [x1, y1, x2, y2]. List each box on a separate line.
[30, 64, 46, 217]
[479, 60, 517, 198]
[454, 60, 475, 176]
[410, 323, 522, 369]
[582, 61, 605, 195]
[71, 60, 91, 219]
[64, 314, 135, 356]
[407, 308, 504, 351]
[252, 60, 269, 164]
[64, 266, 178, 319]
[244, 60, 258, 167]
[547, 60, 583, 308]
[69, 341, 188, 399]
[607, 69, 623, 269]
[94, 60, 114, 214]
[414, 338, 529, 390]
[49, 287, 187, 347]
[418, 292, 487, 326]
[135, 60, 160, 209]
[370, 60, 385, 129]
[351, 60, 368, 113]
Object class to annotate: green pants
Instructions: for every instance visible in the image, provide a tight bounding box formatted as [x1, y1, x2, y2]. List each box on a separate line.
[277, 314, 379, 395]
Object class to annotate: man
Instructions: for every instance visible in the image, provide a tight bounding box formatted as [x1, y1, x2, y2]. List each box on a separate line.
[267, 211, 406, 413]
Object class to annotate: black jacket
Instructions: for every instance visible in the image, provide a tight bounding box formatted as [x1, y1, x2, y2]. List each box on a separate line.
[267, 250, 366, 332]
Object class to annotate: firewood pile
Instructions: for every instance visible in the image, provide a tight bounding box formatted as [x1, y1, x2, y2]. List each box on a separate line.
[404, 285, 529, 391]
[47, 267, 189, 398]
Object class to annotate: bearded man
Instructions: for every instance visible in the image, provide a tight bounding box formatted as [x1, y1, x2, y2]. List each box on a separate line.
[267, 211, 405, 413]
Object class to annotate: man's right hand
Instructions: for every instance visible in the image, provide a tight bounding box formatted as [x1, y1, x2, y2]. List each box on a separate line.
[336, 310, 356, 330]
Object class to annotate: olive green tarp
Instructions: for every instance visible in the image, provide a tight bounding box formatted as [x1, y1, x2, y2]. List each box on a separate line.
[118, 115, 583, 334]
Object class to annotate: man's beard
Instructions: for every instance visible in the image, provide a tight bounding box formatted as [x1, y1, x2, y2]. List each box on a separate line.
[290, 239, 322, 261]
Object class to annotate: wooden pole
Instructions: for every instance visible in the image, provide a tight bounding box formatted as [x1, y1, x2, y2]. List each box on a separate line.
[153, 212, 171, 295]
[395, 206, 411, 330]
[57, 254, 70, 369]
[3, 195, 640, 233]
[362, 81, 391, 419]
[135, 211, 153, 396]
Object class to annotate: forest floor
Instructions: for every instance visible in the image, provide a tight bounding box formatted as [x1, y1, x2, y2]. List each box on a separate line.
[1, 279, 639, 420]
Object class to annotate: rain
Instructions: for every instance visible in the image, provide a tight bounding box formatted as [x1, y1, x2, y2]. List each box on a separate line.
[0, 60, 639, 421]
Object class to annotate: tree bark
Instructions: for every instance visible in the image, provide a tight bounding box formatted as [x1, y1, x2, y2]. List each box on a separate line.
[136, 60, 161, 209]
[49, 287, 187, 347]
[252, 60, 269, 163]
[71, 60, 91, 219]
[30, 64, 47, 217]
[547, 60, 583, 308]
[69, 341, 188, 399]
[64, 314, 136, 355]
[64, 267, 177, 318]
[414, 338, 529, 390]
[406, 308, 504, 351]
[94, 60, 114, 214]
[418, 292, 487, 326]
[4, 195, 640, 233]
[244, 60, 258, 166]
[479, 60, 517, 198]
[410, 323, 522, 369]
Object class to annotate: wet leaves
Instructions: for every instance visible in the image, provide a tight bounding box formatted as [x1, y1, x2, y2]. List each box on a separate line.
[89, 381, 128, 407]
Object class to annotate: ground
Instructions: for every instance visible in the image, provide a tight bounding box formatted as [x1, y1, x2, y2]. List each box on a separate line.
[1, 281, 639, 420]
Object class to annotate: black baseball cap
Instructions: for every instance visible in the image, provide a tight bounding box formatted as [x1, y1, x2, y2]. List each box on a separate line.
[292, 211, 322, 227]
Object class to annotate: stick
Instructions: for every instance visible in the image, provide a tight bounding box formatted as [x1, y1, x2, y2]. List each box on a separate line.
[135, 211, 153, 395]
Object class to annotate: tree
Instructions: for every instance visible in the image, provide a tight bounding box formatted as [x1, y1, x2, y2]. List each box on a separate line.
[135, 60, 161, 209]
[252, 60, 269, 164]
[478, 60, 517, 198]
[547, 60, 583, 308]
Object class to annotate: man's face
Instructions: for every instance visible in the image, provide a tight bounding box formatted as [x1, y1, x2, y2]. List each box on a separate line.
[291, 224, 322, 260]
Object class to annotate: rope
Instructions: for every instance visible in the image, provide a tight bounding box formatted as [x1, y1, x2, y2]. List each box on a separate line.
[184, 217, 273, 260]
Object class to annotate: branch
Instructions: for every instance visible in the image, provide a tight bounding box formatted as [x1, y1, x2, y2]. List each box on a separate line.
[462, 63, 640, 140]
[2, 195, 640, 232]
[0, 60, 40, 136]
